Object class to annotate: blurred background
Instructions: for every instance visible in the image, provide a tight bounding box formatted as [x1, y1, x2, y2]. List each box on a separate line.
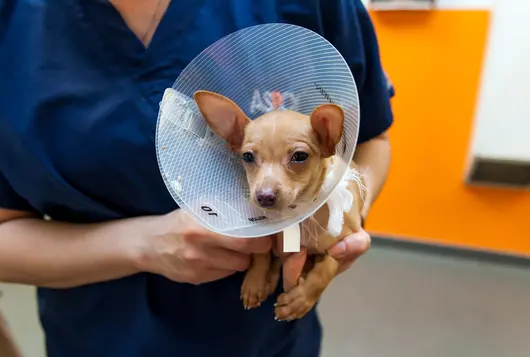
[1, 0, 529, 356]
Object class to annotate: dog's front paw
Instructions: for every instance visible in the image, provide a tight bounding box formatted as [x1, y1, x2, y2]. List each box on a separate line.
[274, 277, 320, 321]
[241, 269, 272, 310]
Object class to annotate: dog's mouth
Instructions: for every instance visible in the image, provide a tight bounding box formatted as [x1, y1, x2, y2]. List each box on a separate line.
[251, 193, 319, 217]
[252, 193, 293, 211]
[250, 185, 315, 211]
[291, 188, 315, 206]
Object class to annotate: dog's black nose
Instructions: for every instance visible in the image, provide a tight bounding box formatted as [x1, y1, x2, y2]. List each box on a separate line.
[256, 189, 277, 207]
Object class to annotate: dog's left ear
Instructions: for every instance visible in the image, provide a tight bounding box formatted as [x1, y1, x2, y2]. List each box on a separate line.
[310, 104, 344, 157]
[194, 90, 250, 151]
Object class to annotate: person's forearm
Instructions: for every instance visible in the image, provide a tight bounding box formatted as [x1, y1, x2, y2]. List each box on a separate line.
[0, 214, 158, 288]
[0, 312, 22, 357]
[353, 131, 391, 220]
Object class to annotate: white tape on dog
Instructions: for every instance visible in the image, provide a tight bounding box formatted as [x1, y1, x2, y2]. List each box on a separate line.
[283, 224, 301, 253]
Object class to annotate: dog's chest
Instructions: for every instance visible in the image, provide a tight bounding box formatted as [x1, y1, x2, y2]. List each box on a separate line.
[300, 173, 364, 254]
[300, 205, 337, 254]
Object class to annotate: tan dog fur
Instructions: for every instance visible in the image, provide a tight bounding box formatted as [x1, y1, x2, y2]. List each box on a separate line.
[194, 90, 366, 321]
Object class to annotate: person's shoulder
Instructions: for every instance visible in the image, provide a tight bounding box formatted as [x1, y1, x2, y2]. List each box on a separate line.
[314, 0, 375, 45]
[0, 0, 48, 42]
[318, 0, 369, 18]
[276, 0, 366, 29]
[0, 0, 13, 41]
[0, 0, 48, 20]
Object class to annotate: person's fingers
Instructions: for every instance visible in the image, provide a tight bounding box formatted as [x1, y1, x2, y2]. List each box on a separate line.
[188, 268, 238, 285]
[182, 219, 272, 254]
[204, 248, 251, 272]
[337, 257, 355, 274]
[271, 233, 284, 257]
[282, 247, 307, 291]
[328, 229, 371, 260]
[216, 235, 272, 254]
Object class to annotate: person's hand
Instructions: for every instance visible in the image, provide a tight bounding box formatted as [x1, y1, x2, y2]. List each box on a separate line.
[327, 227, 371, 274]
[275, 226, 371, 290]
[135, 210, 272, 285]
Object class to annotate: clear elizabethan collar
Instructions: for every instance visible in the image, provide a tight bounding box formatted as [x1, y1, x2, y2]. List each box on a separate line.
[155, 23, 360, 238]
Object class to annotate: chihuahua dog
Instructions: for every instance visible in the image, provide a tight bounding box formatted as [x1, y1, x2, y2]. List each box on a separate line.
[194, 90, 366, 321]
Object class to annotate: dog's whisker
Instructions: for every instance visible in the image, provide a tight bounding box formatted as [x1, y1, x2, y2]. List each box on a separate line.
[351, 168, 367, 202]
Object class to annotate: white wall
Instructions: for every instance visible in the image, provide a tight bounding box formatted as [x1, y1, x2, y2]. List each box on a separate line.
[470, 0, 530, 162]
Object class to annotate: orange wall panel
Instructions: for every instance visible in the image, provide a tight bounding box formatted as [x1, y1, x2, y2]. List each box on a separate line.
[366, 10, 530, 257]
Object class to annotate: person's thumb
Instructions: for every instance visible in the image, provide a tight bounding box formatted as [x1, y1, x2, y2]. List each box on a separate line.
[282, 247, 307, 291]
[328, 230, 371, 260]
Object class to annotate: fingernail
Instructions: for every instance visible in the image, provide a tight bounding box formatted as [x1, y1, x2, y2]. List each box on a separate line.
[329, 241, 346, 259]
[351, 233, 370, 251]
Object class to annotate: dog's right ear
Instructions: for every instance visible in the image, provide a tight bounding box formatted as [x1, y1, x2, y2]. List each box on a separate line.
[194, 90, 250, 151]
[310, 104, 345, 157]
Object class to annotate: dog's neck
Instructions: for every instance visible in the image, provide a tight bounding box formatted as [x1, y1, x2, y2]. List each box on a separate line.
[299, 156, 335, 203]
[319, 156, 340, 195]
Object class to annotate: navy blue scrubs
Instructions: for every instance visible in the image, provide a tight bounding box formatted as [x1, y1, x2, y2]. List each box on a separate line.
[0, 0, 394, 356]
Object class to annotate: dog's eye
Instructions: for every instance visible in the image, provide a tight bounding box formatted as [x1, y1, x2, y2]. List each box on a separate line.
[242, 152, 255, 164]
[291, 152, 309, 163]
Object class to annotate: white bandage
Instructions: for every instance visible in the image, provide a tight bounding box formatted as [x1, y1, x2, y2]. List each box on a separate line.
[325, 166, 360, 237]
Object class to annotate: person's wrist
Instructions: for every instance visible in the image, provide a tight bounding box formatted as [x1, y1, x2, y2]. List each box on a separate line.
[128, 233, 150, 274]
[127, 214, 174, 274]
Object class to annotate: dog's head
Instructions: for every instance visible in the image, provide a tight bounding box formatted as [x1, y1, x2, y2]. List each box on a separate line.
[194, 90, 344, 210]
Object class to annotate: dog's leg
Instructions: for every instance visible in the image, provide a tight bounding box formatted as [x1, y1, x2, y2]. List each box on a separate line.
[241, 252, 274, 309]
[274, 254, 339, 321]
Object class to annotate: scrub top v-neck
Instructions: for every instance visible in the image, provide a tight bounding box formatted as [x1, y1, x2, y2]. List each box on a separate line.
[0, 0, 394, 356]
